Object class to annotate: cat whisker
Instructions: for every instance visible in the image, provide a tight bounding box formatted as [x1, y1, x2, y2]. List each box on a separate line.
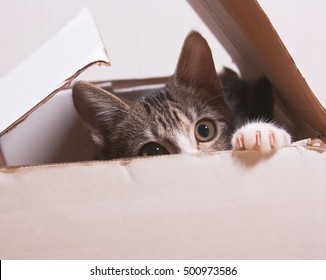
[206, 95, 221, 103]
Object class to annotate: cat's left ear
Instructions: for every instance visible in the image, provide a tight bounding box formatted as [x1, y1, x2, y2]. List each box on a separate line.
[173, 31, 222, 94]
[72, 82, 129, 137]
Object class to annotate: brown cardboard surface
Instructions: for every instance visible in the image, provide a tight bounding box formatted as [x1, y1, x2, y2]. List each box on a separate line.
[188, 0, 326, 140]
[0, 147, 325, 259]
[0, 148, 4, 167]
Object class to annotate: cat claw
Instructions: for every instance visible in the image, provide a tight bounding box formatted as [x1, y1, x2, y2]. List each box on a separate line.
[255, 131, 275, 150]
[232, 122, 291, 153]
[236, 131, 265, 150]
[255, 131, 261, 147]
[269, 133, 275, 149]
[237, 134, 245, 149]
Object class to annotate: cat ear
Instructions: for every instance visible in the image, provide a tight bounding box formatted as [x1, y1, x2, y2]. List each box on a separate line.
[173, 31, 222, 93]
[72, 82, 129, 138]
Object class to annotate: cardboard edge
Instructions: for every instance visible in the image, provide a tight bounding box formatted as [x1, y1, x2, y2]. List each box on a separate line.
[0, 147, 4, 167]
[1, 142, 325, 171]
[187, 0, 326, 139]
[106, 77, 169, 90]
[0, 60, 110, 138]
[250, 1, 326, 133]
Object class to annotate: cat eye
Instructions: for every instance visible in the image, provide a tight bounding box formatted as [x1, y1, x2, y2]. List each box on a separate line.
[194, 119, 216, 142]
[139, 142, 169, 157]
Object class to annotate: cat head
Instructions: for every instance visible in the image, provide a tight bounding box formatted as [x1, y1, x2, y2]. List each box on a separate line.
[73, 31, 233, 160]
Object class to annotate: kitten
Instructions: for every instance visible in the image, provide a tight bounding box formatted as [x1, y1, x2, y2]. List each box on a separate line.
[72, 31, 291, 160]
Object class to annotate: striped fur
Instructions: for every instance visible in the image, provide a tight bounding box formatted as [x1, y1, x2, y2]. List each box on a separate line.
[73, 31, 275, 160]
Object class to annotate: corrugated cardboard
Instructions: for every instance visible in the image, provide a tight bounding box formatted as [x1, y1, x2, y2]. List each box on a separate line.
[0, 1, 325, 259]
[0, 147, 325, 259]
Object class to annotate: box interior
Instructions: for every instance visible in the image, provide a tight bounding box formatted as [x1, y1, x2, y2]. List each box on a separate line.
[0, 78, 168, 166]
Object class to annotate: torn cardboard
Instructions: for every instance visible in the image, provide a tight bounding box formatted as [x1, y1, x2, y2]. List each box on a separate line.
[0, 8, 110, 137]
[0, 8, 109, 166]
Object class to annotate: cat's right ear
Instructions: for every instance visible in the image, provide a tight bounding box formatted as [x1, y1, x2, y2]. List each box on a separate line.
[72, 82, 129, 137]
[173, 31, 222, 94]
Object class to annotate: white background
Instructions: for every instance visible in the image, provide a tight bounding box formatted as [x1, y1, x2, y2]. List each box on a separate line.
[0, 0, 325, 107]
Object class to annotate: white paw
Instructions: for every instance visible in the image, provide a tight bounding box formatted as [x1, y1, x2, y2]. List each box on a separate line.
[232, 122, 291, 153]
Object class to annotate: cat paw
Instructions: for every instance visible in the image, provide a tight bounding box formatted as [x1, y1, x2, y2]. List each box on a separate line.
[232, 122, 291, 153]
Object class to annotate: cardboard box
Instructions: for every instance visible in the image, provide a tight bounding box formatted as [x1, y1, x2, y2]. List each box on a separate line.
[0, 9, 110, 166]
[0, 2, 325, 259]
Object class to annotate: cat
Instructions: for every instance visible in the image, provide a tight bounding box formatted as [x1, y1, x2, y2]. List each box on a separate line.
[72, 31, 291, 160]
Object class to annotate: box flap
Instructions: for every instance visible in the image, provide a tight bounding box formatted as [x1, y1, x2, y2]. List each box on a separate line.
[188, 0, 326, 140]
[0, 8, 110, 136]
